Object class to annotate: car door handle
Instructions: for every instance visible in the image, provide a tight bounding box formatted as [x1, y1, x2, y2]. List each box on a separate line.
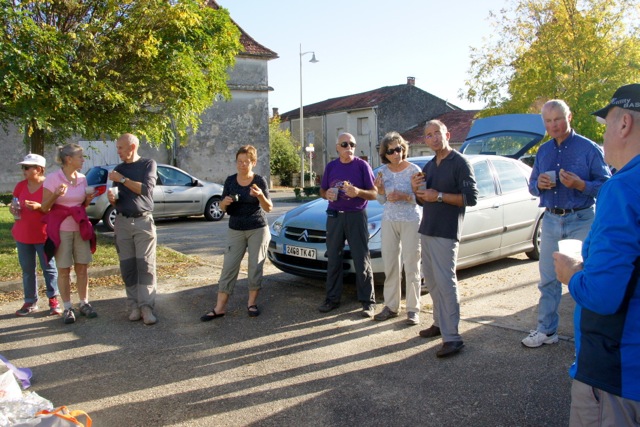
[165, 190, 173, 194]
[492, 204, 501, 209]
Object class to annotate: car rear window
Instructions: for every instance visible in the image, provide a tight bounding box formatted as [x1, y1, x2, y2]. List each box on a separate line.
[86, 166, 109, 186]
[463, 131, 541, 157]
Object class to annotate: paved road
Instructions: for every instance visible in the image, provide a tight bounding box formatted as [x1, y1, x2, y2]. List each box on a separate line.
[0, 197, 578, 426]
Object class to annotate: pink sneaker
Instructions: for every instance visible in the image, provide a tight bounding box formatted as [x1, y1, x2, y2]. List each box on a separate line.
[16, 302, 38, 317]
[48, 297, 63, 315]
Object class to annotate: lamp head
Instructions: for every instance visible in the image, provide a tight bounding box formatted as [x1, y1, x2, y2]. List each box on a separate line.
[309, 53, 319, 63]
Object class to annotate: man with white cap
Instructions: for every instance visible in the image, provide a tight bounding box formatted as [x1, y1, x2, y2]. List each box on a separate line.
[12, 153, 60, 316]
[555, 83, 640, 425]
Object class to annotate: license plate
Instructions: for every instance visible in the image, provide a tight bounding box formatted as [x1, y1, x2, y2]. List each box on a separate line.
[284, 245, 316, 259]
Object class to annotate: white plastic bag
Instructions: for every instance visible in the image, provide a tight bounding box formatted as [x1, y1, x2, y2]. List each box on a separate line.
[0, 367, 22, 401]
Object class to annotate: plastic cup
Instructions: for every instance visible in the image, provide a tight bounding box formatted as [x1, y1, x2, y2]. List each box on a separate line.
[558, 239, 582, 260]
[109, 187, 119, 200]
[327, 188, 338, 201]
[546, 170, 556, 186]
[85, 186, 95, 195]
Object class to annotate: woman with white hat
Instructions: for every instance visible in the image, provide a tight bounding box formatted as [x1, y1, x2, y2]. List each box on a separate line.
[11, 153, 61, 317]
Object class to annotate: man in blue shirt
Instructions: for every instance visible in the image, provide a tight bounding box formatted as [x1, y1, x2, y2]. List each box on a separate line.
[555, 83, 640, 425]
[522, 100, 610, 348]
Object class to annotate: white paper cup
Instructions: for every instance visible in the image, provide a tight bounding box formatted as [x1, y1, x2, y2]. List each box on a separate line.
[85, 186, 95, 195]
[109, 187, 119, 200]
[546, 170, 556, 185]
[558, 239, 582, 259]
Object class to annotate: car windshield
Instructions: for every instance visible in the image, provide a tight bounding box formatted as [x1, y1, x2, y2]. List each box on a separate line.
[86, 166, 110, 186]
[462, 131, 542, 157]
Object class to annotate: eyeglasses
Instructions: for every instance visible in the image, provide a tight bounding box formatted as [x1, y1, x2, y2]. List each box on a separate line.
[385, 146, 403, 155]
[339, 141, 356, 148]
[21, 165, 36, 170]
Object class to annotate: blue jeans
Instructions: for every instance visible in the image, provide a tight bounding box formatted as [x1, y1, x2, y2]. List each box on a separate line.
[537, 208, 594, 333]
[16, 241, 59, 303]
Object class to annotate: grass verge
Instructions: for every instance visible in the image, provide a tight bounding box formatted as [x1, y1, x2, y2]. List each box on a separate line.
[0, 206, 203, 303]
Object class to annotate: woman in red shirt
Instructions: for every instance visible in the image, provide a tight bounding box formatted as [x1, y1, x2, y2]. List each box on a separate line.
[11, 154, 60, 316]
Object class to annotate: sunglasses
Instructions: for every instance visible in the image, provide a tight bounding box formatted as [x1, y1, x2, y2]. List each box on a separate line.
[339, 141, 356, 148]
[385, 146, 403, 155]
[21, 165, 37, 170]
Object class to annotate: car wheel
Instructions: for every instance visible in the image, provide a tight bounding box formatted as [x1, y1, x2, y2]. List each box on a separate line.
[102, 206, 117, 231]
[204, 197, 224, 221]
[526, 218, 542, 260]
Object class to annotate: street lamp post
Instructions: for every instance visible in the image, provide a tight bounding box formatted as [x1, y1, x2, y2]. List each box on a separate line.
[299, 43, 318, 188]
[305, 143, 315, 185]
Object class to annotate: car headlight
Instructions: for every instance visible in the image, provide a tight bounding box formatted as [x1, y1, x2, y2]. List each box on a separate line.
[270, 214, 285, 237]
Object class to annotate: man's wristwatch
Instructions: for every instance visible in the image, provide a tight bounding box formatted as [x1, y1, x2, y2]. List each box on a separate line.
[437, 192, 443, 203]
[120, 177, 127, 184]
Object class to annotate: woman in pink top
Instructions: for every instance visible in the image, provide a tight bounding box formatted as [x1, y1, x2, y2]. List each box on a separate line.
[11, 154, 61, 317]
[42, 144, 98, 325]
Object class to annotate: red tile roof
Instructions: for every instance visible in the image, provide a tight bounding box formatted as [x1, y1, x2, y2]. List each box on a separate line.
[402, 110, 480, 145]
[208, 1, 278, 59]
[280, 84, 421, 120]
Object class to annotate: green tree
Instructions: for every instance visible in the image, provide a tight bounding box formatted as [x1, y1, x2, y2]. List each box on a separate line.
[463, 0, 640, 141]
[269, 117, 300, 187]
[0, 0, 242, 154]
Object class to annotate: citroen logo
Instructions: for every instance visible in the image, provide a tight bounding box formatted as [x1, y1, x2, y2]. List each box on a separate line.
[298, 229, 309, 242]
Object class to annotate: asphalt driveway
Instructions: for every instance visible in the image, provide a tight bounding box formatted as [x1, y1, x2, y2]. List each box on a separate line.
[0, 195, 576, 426]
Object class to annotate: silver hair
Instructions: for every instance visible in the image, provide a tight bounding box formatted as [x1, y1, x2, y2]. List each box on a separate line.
[542, 99, 571, 117]
[423, 119, 448, 134]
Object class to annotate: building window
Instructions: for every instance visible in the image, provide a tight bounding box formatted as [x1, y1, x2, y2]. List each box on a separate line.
[357, 117, 369, 135]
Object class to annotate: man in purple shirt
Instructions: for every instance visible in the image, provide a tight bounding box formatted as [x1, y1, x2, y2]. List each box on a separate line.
[522, 100, 611, 348]
[319, 133, 377, 317]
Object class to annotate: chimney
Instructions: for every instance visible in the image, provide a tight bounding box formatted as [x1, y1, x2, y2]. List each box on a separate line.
[407, 76, 415, 86]
[272, 107, 279, 118]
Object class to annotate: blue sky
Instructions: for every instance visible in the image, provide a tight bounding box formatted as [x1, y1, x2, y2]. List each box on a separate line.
[218, 0, 509, 115]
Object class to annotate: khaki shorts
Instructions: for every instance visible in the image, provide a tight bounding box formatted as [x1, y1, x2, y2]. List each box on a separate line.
[55, 231, 92, 268]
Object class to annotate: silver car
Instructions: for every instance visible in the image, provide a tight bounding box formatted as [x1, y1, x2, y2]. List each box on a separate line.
[85, 164, 225, 231]
[267, 155, 544, 279]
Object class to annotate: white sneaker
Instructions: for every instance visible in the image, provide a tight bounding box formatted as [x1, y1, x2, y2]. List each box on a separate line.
[140, 306, 157, 325]
[521, 330, 558, 348]
[129, 308, 141, 321]
[406, 311, 420, 325]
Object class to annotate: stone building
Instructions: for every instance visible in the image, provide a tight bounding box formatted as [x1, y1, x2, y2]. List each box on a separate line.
[278, 77, 462, 181]
[401, 109, 480, 156]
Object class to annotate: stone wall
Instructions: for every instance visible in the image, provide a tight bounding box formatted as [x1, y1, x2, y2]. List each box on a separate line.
[178, 57, 271, 184]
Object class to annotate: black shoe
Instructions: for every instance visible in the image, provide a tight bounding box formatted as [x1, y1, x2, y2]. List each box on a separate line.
[436, 341, 464, 358]
[419, 325, 441, 338]
[318, 299, 340, 313]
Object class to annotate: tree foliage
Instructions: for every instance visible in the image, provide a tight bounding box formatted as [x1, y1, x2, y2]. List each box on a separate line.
[463, 0, 640, 141]
[269, 117, 299, 187]
[0, 0, 242, 153]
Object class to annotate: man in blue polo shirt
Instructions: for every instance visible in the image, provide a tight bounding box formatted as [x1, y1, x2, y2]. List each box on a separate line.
[522, 100, 610, 348]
